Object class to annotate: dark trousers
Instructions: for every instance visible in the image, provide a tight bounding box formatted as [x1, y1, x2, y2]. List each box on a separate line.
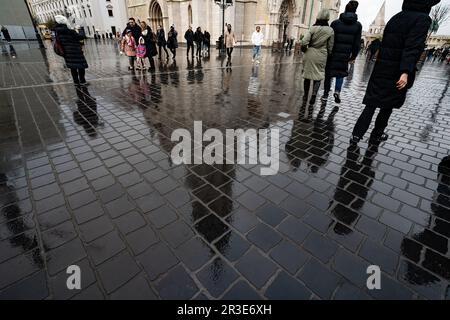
[352, 106, 393, 139]
[227, 47, 233, 58]
[159, 44, 169, 58]
[70, 68, 86, 84]
[196, 42, 202, 56]
[169, 48, 176, 58]
[303, 79, 321, 97]
[149, 56, 155, 70]
[128, 56, 136, 68]
[187, 42, 194, 56]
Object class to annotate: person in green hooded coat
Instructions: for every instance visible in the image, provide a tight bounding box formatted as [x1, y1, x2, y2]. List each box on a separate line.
[301, 9, 334, 105]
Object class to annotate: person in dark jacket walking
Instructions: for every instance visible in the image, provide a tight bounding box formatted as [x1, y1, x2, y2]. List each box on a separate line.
[157, 25, 169, 60]
[1, 26, 12, 43]
[122, 18, 141, 44]
[203, 30, 211, 56]
[351, 0, 440, 145]
[322, 1, 362, 103]
[185, 26, 195, 57]
[194, 27, 204, 57]
[366, 38, 381, 61]
[167, 25, 178, 59]
[54, 16, 88, 85]
[140, 21, 158, 72]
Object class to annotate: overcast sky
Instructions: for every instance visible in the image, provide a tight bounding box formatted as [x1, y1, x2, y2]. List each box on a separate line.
[339, 0, 450, 35]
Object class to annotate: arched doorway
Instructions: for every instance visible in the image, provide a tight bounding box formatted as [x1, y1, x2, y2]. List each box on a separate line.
[278, 0, 294, 43]
[148, 0, 163, 31]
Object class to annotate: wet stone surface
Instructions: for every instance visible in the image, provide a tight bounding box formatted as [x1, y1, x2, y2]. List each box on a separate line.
[0, 40, 449, 299]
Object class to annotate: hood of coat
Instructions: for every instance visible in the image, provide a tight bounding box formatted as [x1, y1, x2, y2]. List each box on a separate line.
[339, 12, 358, 24]
[54, 23, 71, 34]
[402, 0, 440, 14]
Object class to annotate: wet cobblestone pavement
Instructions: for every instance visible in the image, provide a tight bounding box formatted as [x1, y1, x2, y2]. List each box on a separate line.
[0, 40, 449, 300]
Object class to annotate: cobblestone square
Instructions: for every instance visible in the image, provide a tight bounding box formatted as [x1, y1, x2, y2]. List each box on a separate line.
[0, 40, 449, 300]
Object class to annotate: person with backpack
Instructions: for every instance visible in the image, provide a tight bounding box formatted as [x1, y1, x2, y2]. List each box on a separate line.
[53, 15, 88, 85]
[351, 0, 441, 145]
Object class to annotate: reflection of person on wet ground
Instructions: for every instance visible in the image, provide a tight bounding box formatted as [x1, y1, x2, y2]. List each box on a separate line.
[330, 144, 378, 235]
[0, 173, 43, 266]
[195, 57, 204, 82]
[286, 101, 338, 173]
[401, 156, 450, 285]
[73, 86, 99, 137]
[8, 44, 16, 59]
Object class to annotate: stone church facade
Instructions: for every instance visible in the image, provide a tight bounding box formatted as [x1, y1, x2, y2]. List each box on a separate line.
[126, 0, 341, 45]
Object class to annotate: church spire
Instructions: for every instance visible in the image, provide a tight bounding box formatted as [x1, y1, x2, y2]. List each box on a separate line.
[372, 1, 386, 26]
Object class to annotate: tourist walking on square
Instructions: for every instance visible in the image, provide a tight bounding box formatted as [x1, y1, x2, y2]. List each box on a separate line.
[141, 20, 158, 72]
[322, 1, 362, 104]
[251, 26, 264, 64]
[203, 30, 211, 56]
[185, 26, 195, 57]
[351, 0, 441, 145]
[1, 26, 12, 43]
[53, 15, 88, 85]
[194, 27, 204, 57]
[300, 9, 334, 106]
[167, 25, 178, 59]
[121, 29, 137, 70]
[225, 24, 236, 65]
[157, 25, 169, 60]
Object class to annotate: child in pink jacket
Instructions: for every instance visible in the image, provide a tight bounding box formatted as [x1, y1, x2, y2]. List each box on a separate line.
[121, 29, 137, 70]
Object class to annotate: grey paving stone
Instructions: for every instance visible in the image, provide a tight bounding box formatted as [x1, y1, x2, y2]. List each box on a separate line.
[110, 274, 158, 300]
[176, 237, 215, 271]
[197, 258, 239, 298]
[269, 240, 309, 275]
[155, 265, 198, 300]
[86, 231, 126, 265]
[265, 271, 312, 300]
[222, 281, 262, 300]
[298, 258, 341, 299]
[247, 223, 282, 252]
[97, 251, 141, 294]
[138, 242, 179, 280]
[235, 249, 277, 289]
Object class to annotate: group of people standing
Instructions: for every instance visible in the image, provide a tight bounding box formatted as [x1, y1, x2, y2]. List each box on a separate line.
[184, 26, 211, 58]
[120, 17, 179, 72]
[300, 0, 441, 146]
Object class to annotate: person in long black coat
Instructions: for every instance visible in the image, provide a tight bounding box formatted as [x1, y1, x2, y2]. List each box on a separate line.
[157, 25, 169, 60]
[322, 1, 362, 103]
[140, 21, 158, 72]
[194, 27, 204, 57]
[351, 0, 440, 145]
[54, 16, 88, 85]
[185, 26, 195, 57]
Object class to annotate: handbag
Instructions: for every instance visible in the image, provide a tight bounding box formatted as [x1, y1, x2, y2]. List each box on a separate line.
[53, 34, 65, 57]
